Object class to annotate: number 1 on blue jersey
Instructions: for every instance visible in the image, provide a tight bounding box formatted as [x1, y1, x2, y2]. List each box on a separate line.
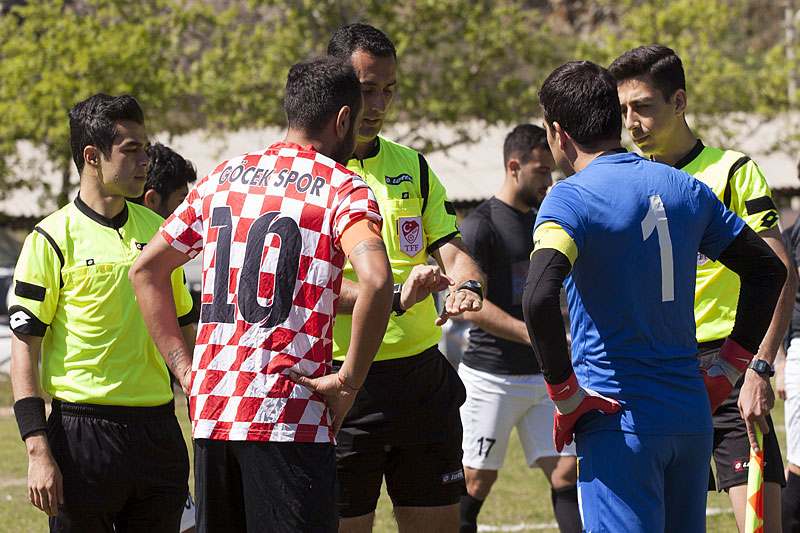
[641, 195, 675, 302]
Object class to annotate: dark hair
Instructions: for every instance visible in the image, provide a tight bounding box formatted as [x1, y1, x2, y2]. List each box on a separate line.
[608, 45, 686, 102]
[503, 124, 549, 167]
[68, 93, 145, 174]
[538, 61, 621, 149]
[130, 143, 196, 206]
[327, 23, 396, 62]
[284, 57, 362, 135]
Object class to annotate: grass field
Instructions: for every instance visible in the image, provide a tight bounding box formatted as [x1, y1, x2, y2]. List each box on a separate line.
[0, 373, 780, 532]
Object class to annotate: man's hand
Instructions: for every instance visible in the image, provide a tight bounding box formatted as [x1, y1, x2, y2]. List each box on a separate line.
[178, 365, 192, 397]
[289, 371, 359, 437]
[25, 433, 63, 516]
[436, 288, 483, 326]
[546, 371, 621, 452]
[400, 264, 452, 312]
[739, 369, 774, 453]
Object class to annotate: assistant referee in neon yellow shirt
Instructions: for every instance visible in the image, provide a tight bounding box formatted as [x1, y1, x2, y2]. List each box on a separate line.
[10, 94, 195, 532]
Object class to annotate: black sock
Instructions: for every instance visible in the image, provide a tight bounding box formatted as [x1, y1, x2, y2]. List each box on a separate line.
[459, 493, 484, 533]
[551, 485, 581, 533]
[783, 470, 800, 532]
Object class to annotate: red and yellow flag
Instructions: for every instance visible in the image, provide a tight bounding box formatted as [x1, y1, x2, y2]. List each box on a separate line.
[745, 425, 764, 533]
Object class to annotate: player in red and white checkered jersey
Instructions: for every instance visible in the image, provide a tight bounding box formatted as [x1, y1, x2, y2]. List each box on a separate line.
[130, 57, 393, 532]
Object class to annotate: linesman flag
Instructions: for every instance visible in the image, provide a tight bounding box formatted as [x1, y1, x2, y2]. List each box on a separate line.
[744, 425, 764, 533]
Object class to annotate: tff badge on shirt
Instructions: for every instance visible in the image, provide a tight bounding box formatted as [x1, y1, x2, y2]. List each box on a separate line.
[398, 216, 423, 257]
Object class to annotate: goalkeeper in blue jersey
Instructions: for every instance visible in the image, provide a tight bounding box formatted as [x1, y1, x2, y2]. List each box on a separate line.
[522, 60, 786, 532]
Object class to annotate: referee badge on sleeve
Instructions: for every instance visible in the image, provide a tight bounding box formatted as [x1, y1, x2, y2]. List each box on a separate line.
[398, 216, 423, 257]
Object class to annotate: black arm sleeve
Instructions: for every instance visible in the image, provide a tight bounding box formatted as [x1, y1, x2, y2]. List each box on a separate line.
[521, 248, 573, 384]
[716, 225, 787, 353]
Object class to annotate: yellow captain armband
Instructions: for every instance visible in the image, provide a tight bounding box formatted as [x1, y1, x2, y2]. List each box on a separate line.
[532, 222, 578, 266]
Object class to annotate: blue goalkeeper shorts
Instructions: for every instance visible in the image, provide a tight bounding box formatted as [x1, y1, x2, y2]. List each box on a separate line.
[576, 430, 712, 533]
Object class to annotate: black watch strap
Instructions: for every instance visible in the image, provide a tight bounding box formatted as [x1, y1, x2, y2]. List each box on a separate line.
[457, 280, 483, 300]
[747, 358, 774, 377]
[392, 283, 405, 316]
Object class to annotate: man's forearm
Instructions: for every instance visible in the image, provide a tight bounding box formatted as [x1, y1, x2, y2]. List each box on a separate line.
[433, 238, 485, 287]
[10, 333, 43, 400]
[336, 277, 359, 315]
[130, 269, 192, 379]
[753, 233, 797, 364]
[464, 299, 530, 346]
[339, 241, 393, 387]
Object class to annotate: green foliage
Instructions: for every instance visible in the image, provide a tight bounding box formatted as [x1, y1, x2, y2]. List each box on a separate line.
[0, 0, 212, 204]
[1, 0, 798, 204]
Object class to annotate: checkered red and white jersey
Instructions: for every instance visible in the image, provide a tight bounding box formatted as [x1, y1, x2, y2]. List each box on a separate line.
[160, 142, 381, 443]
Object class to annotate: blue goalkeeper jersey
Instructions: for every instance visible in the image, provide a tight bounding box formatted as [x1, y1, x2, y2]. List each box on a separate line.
[534, 152, 744, 435]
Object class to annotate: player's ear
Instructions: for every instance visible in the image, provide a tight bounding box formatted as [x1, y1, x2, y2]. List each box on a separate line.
[335, 105, 351, 141]
[84, 146, 100, 168]
[552, 122, 569, 151]
[507, 158, 521, 177]
[672, 89, 687, 115]
[143, 189, 161, 211]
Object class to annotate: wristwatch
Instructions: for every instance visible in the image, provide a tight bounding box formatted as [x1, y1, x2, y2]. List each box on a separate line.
[457, 280, 484, 300]
[747, 358, 774, 377]
[392, 283, 406, 316]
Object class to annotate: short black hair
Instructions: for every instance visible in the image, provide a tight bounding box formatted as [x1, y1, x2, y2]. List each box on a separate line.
[68, 93, 145, 175]
[538, 61, 622, 149]
[608, 45, 686, 102]
[503, 124, 549, 167]
[284, 57, 362, 136]
[327, 23, 396, 62]
[130, 143, 196, 206]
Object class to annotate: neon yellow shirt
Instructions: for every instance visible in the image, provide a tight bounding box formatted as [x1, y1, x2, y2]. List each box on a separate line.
[332, 137, 459, 361]
[10, 197, 194, 406]
[677, 141, 778, 343]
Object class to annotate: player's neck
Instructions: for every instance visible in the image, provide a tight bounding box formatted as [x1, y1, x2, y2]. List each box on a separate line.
[354, 137, 379, 161]
[77, 188, 126, 219]
[284, 130, 326, 156]
[650, 121, 696, 167]
[573, 140, 624, 174]
[496, 183, 533, 213]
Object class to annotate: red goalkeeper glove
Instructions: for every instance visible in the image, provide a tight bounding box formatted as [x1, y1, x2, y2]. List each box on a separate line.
[701, 337, 754, 414]
[546, 371, 621, 452]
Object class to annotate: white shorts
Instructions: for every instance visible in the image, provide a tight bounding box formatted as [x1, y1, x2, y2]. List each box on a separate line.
[785, 338, 800, 466]
[459, 363, 575, 471]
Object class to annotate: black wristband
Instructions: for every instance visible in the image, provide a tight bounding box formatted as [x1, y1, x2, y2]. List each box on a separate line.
[392, 283, 406, 316]
[13, 396, 47, 441]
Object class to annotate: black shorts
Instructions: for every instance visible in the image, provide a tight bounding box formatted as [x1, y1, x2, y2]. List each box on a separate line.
[699, 342, 786, 491]
[333, 346, 467, 517]
[194, 439, 338, 532]
[47, 399, 189, 533]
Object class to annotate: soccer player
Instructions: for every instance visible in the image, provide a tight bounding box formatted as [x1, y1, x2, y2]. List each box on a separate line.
[327, 23, 485, 532]
[609, 45, 797, 531]
[9, 93, 195, 531]
[523, 60, 786, 532]
[457, 124, 580, 533]
[131, 142, 197, 220]
[129, 56, 393, 532]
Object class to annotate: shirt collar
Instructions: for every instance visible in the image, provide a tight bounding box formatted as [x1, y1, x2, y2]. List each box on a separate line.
[74, 193, 129, 229]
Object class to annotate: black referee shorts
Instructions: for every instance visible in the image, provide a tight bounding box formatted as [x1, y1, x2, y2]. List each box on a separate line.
[333, 346, 467, 517]
[47, 398, 189, 533]
[698, 342, 786, 491]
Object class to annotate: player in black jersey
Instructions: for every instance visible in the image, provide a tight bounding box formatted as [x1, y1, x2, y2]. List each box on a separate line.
[458, 125, 581, 533]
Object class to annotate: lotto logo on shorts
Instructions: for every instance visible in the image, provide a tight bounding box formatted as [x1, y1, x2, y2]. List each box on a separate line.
[734, 460, 749, 472]
[441, 469, 464, 485]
